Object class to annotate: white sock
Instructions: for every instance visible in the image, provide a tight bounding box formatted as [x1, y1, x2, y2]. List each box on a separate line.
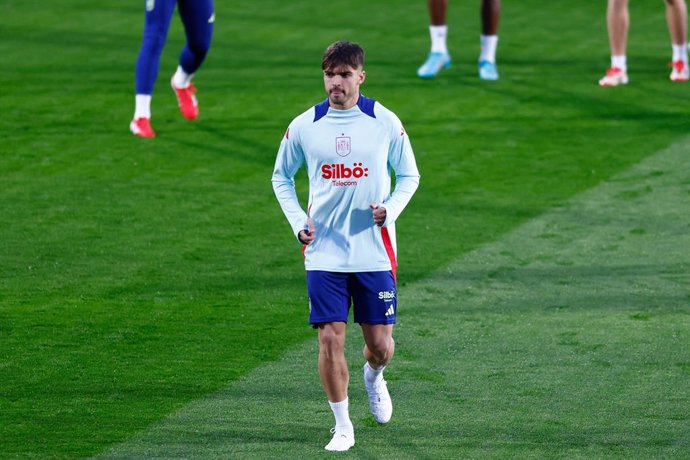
[672, 43, 688, 63]
[611, 55, 627, 72]
[328, 398, 353, 430]
[364, 361, 385, 385]
[429, 25, 448, 54]
[134, 94, 151, 119]
[479, 34, 498, 63]
[172, 66, 194, 88]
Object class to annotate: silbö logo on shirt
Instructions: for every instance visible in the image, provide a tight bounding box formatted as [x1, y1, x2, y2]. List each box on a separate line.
[321, 162, 368, 187]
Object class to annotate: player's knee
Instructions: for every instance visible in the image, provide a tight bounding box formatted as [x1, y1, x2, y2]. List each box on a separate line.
[369, 336, 393, 359]
[189, 39, 211, 59]
[142, 31, 167, 54]
[318, 328, 345, 353]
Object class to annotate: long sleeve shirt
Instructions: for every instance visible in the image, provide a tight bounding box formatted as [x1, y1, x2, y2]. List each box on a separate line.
[272, 95, 420, 273]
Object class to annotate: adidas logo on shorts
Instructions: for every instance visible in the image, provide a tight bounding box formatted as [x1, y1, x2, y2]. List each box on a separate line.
[384, 305, 395, 317]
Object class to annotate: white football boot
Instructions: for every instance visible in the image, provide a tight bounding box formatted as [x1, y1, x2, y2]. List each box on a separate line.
[363, 363, 393, 424]
[324, 426, 355, 452]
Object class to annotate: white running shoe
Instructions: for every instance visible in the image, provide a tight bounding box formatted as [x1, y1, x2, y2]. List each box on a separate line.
[670, 60, 689, 82]
[324, 426, 355, 452]
[363, 363, 393, 424]
[478, 60, 499, 80]
[598, 67, 629, 86]
[417, 51, 452, 78]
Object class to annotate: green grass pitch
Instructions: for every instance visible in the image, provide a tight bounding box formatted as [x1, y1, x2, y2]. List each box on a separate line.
[1, 0, 689, 458]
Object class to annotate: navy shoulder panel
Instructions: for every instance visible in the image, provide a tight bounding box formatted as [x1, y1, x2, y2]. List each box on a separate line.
[313, 95, 376, 120]
[313, 99, 330, 122]
[357, 94, 376, 118]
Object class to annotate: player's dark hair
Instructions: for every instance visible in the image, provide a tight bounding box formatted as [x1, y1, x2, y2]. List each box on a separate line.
[321, 40, 364, 70]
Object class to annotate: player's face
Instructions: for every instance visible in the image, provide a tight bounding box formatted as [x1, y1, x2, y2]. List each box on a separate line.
[323, 64, 366, 110]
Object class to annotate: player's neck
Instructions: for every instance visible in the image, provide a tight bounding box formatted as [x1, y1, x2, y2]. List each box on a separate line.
[329, 93, 360, 111]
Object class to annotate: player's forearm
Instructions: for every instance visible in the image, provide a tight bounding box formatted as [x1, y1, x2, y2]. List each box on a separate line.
[272, 180, 309, 238]
[382, 174, 420, 226]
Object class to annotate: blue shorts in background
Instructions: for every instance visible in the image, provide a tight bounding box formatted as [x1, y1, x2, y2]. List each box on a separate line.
[306, 271, 397, 325]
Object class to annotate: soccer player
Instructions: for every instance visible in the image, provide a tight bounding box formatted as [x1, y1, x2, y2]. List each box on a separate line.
[272, 41, 420, 452]
[599, 0, 689, 86]
[417, 0, 501, 80]
[130, 0, 215, 138]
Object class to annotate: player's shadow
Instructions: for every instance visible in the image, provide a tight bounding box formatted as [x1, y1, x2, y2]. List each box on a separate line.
[349, 207, 376, 236]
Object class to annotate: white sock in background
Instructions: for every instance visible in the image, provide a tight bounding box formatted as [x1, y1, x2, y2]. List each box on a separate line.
[479, 34, 498, 63]
[672, 43, 688, 63]
[611, 55, 627, 72]
[134, 94, 151, 119]
[429, 25, 448, 54]
[172, 66, 193, 88]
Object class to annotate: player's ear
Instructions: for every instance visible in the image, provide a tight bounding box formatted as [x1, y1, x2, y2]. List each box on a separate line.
[359, 70, 366, 85]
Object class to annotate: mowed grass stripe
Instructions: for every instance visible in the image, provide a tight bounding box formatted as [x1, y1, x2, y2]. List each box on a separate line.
[100, 138, 690, 459]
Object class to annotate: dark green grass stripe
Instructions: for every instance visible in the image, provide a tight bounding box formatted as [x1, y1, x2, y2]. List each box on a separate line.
[100, 137, 690, 459]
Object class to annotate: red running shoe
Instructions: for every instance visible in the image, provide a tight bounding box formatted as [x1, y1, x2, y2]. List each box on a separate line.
[171, 79, 199, 120]
[670, 60, 689, 81]
[598, 67, 628, 86]
[129, 117, 156, 138]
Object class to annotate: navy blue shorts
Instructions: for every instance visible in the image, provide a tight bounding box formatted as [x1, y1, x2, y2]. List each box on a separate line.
[306, 271, 397, 325]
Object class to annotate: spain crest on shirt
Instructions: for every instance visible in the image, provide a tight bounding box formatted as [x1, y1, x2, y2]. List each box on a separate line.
[335, 136, 351, 157]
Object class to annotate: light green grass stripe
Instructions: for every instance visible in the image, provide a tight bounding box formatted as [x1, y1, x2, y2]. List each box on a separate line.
[100, 138, 690, 459]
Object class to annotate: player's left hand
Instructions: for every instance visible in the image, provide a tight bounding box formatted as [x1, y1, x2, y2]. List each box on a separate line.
[370, 203, 386, 227]
[298, 218, 316, 245]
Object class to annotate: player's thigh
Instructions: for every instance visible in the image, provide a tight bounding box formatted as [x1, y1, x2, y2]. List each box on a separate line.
[361, 322, 394, 354]
[143, 0, 176, 36]
[350, 271, 396, 325]
[307, 271, 351, 325]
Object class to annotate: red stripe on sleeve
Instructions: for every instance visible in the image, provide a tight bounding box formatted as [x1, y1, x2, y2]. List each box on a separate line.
[380, 227, 397, 283]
